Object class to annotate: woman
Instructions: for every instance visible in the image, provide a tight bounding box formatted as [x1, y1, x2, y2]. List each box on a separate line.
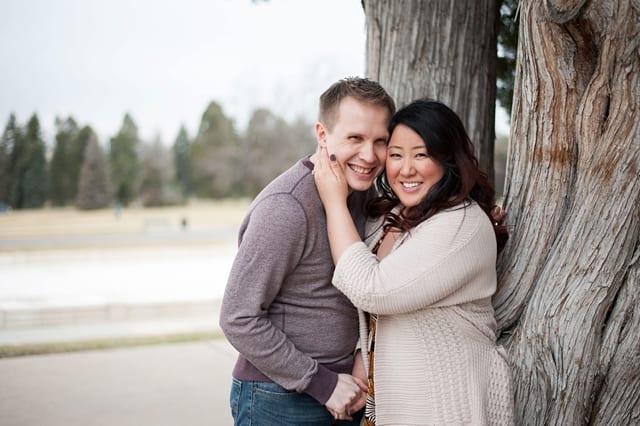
[313, 99, 514, 425]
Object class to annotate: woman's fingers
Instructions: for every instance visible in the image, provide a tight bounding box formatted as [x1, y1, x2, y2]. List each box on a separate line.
[313, 146, 349, 204]
[490, 205, 507, 226]
[314, 145, 328, 174]
[327, 152, 340, 181]
[314, 146, 336, 179]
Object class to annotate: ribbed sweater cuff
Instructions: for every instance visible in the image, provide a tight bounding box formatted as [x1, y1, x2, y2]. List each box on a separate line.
[304, 364, 338, 404]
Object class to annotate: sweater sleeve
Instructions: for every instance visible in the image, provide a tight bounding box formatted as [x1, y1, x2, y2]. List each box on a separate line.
[332, 205, 497, 315]
[219, 193, 334, 401]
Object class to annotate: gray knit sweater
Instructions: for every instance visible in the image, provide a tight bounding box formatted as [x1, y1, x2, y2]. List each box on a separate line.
[219, 158, 368, 404]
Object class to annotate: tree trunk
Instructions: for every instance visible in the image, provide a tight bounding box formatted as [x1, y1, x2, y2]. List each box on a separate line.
[363, 0, 498, 182]
[495, 0, 640, 424]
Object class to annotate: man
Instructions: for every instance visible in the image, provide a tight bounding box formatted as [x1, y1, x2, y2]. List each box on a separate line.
[219, 77, 395, 425]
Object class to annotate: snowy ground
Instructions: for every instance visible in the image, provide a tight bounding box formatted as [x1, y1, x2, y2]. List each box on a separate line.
[0, 244, 238, 345]
[0, 245, 236, 310]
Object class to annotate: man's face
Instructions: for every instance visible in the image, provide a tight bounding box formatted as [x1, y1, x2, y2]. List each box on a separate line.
[316, 96, 390, 192]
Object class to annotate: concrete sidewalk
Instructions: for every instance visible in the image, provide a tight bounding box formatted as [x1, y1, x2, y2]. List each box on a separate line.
[0, 302, 237, 425]
[0, 339, 237, 426]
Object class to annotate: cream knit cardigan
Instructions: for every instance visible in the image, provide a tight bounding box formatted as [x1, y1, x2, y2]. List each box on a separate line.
[333, 202, 515, 425]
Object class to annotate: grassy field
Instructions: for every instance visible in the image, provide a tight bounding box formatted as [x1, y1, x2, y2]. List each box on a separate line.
[0, 199, 251, 240]
[0, 331, 225, 358]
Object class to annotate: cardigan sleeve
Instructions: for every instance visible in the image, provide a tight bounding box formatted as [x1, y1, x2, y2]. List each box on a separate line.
[332, 204, 497, 315]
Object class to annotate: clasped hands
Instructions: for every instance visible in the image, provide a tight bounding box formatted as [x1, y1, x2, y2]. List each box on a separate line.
[325, 373, 367, 422]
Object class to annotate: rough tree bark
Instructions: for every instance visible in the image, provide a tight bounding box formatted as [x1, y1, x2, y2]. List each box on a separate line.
[363, 0, 639, 423]
[363, 0, 498, 183]
[494, 0, 640, 424]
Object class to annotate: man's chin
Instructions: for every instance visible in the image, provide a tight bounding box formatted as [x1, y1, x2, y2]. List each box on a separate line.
[346, 178, 375, 193]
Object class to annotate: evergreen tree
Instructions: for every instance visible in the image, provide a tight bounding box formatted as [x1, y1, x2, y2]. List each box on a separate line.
[0, 141, 8, 206]
[172, 125, 191, 200]
[496, 0, 519, 116]
[8, 117, 25, 208]
[138, 136, 178, 207]
[109, 113, 140, 206]
[49, 117, 79, 206]
[10, 114, 47, 209]
[190, 101, 240, 198]
[76, 131, 112, 210]
[22, 115, 48, 208]
[69, 126, 93, 199]
[242, 109, 300, 197]
[0, 114, 21, 206]
[286, 116, 316, 160]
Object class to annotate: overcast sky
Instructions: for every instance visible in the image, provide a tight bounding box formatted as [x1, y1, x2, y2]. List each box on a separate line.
[1, 0, 509, 146]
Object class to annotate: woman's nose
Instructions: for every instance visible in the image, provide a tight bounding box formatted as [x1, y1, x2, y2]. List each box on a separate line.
[400, 159, 415, 175]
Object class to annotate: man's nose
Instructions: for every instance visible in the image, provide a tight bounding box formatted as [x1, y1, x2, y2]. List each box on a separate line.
[359, 142, 376, 162]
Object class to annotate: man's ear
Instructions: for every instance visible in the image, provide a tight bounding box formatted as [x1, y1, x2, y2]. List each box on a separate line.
[314, 122, 327, 148]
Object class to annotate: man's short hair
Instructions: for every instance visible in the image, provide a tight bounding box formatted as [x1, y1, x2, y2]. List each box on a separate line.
[319, 77, 396, 131]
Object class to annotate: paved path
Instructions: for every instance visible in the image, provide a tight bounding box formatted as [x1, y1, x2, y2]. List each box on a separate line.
[0, 339, 237, 426]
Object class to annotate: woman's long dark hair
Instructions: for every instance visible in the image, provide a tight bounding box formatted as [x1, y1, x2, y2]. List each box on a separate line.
[368, 98, 508, 252]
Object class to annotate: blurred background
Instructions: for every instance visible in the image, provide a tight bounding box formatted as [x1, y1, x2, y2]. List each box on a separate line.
[0, 1, 510, 425]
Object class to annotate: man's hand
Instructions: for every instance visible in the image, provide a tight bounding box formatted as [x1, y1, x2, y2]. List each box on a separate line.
[325, 373, 367, 421]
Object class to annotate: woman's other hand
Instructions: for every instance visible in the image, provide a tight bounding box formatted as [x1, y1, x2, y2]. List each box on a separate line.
[490, 205, 507, 226]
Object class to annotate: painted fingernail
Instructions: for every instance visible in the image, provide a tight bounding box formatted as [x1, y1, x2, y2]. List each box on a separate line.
[329, 154, 336, 161]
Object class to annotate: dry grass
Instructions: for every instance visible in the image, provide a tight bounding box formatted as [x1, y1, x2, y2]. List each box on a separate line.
[0, 331, 225, 358]
[0, 199, 251, 239]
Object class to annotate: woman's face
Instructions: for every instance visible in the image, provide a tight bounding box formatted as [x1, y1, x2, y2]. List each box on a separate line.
[386, 124, 445, 208]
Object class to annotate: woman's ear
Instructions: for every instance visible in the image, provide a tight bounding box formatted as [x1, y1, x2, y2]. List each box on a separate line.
[314, 122, 327, 148]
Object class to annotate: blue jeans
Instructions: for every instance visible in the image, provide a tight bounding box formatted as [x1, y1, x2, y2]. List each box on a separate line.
[230, 378, 363, 426]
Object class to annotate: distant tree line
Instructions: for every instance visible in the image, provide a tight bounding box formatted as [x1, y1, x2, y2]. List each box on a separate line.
[0, 101, 316, 210]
